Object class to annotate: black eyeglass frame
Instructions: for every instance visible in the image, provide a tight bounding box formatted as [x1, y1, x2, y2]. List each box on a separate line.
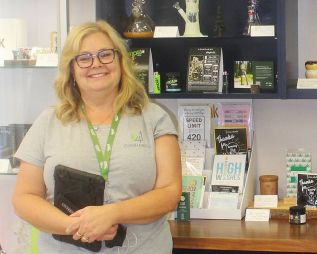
[73, 48, 119, 69]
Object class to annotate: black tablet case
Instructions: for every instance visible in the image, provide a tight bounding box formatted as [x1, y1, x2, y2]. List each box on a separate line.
[53, 165, 105, 252]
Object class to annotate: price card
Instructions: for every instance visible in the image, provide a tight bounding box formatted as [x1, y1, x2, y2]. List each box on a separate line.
[250, 25, 275, 37]
[297, 78, 317, 89]
[0, 159, 11, 173]
[154, 26, 179, 38]
[254, 195, 278, 208]
[245, 208, 270, 221]
[36, 53, 58, 67]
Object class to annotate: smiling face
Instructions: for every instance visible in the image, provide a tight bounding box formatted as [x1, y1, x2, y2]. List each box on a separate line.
[73, 32, 121, 100]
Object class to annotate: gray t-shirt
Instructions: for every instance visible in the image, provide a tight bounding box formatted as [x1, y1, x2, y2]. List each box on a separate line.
[15, 102, 178, 254]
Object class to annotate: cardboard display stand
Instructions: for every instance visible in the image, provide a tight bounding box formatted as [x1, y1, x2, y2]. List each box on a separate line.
[190, 139, 256, 220]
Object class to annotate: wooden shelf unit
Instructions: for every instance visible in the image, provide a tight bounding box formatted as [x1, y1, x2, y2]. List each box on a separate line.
[169, 219, 317, 253]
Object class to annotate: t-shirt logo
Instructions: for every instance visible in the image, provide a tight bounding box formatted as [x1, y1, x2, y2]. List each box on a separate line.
[131, 131, 143, 143]
[124, 131, 149, 148]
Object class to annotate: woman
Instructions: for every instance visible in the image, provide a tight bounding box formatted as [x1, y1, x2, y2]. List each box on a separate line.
[12, 20, 182, 253]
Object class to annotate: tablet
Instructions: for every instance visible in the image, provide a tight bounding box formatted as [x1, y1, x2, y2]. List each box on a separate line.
[53, 165, 105, 252]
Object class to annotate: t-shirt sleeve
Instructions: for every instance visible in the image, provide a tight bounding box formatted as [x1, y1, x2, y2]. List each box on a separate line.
[14, 109, 51, 168]
[148, 103, 178, 139]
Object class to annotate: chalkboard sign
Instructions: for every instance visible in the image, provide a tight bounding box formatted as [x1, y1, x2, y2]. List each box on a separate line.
[214, 127, 247, 155]
[297, 173, 317, 208]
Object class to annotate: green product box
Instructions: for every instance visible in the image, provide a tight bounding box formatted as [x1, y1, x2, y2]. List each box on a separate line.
[233, 61, 274, 90]
[176, 192, 190, 221]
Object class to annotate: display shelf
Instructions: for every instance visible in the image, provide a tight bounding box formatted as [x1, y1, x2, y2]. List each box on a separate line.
[97, 0, 285, 100]
[287, 89, 317, 99]
[0, 172, 17, 175]
[286, 79, 317, 99]
[149, 92, 280, 99]
[0, 66, 57, 69]
[0, 0, 59, 179]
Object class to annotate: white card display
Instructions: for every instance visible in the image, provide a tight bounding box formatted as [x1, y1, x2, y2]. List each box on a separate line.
[180, 140, 206, 175]
[254, 195, 278, 208]
[36, 53, 58, 67]
[245, 208, 270, 221]
[250, 25, 275, 37]
[154, 26, 180, 38]
[0, 159, 11, 173]
[297, 79, 317, 89]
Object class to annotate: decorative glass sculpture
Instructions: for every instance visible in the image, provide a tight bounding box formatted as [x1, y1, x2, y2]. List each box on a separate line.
[243, 0, 261, 36]
[123, 0, 155, 38]
[173, 0, 205, 37]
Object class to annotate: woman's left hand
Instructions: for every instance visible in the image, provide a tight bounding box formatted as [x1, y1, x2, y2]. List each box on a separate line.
[65, 205, 118, 243]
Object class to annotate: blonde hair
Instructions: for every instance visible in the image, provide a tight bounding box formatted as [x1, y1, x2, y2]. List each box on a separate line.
[54, 20, 148, 123]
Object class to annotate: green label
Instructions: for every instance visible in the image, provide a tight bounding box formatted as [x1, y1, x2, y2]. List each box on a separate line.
[291, 165, 308, 172]
[290, 176, 297, 183]
[153, 72, 161, 94]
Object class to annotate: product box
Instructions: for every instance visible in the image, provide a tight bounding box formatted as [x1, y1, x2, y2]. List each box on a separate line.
[286, 149, 312, 198]
[129, 48, 153, 93]
[176, 192, 190, 221]
[187, 47, 223, 93]
[233, 61, 274, 90]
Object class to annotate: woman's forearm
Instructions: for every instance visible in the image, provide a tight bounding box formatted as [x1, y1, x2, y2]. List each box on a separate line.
[113, 183, 181, 225]
[12, 193, 74, 234]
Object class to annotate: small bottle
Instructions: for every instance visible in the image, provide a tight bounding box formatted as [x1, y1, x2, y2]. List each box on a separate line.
[153, 63, 161, 94]
[222, 71, 229, 93]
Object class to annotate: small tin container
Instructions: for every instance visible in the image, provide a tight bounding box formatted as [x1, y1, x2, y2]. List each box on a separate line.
[289, 205, 306, 225]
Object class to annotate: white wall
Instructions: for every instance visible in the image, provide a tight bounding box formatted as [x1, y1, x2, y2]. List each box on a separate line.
[0, 0, 58, 47]
[298, 0, 317, 77]
[254, 99, 317, 197]
[68, 0, 96, 27]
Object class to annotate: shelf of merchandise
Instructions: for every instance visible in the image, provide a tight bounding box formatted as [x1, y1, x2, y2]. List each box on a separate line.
[97, 0, 286, 100]
[0, 66, 57, 69]
[148, 92, 280, 99]
[287, 88, 317, 99]
[131, 36, 284, 99]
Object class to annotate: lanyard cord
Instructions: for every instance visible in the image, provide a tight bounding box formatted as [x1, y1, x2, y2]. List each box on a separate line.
[82, 106, 120, 182]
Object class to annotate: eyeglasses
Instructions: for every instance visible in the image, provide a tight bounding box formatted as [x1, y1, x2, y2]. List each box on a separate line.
[74, 48, 119, 68]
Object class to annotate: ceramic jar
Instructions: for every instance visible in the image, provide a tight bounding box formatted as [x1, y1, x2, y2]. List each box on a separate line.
[259, 175, 278, 195]
[305, 61, 317, 78]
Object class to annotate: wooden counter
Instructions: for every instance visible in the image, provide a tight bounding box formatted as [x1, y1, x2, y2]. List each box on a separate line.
[169, 219, 317, 253]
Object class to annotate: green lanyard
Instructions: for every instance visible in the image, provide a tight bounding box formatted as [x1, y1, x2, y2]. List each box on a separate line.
[83, 108, 120, 182]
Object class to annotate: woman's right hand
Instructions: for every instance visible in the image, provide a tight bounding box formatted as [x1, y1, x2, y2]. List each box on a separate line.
[95, 224, 118, 241]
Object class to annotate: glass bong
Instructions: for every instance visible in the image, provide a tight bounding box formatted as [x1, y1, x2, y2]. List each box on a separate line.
[243, 0, 261, 36]
[173, 0, 205, 37]
[123, 0, 155, 38]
